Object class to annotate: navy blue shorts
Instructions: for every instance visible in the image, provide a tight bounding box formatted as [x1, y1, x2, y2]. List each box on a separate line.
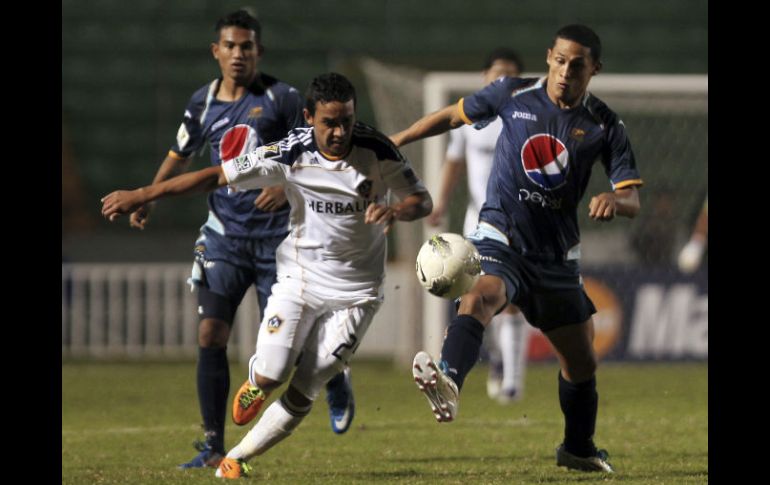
[190, 226, 287, 318]
[468, 227, 596, 332]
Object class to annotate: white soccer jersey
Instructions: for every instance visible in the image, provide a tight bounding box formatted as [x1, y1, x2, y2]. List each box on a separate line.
[445, 117, 502, 235]
[223, 122, 427, 294]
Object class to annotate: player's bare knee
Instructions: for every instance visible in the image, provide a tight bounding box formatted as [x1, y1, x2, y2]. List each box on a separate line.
[458, 290, 496, 324]
[253, 373, 282, 393]
[248, 347, 297, 389]
[564, 357, 597, 383]
[198, 318, 230, 347]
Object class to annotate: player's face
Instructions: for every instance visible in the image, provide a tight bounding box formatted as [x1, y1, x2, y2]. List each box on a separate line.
[546, 38, 601, 108]
[483, 59, 520, 85]
[212, 26, 262, 85]
[305, 100, 356, 158]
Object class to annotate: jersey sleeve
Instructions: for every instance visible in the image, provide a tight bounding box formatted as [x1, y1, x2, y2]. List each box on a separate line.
[445, 127, 466, 162]
[458, 76, 519, 125]
[222, 142, 291, 191]
[601, 117, 643, 190]
[169, 87, 209, 159]
[380, 154, 428, 200]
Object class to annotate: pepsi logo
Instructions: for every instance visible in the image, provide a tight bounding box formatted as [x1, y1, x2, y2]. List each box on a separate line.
[520, 134, 569, 190]
[220, 124, 259, 161]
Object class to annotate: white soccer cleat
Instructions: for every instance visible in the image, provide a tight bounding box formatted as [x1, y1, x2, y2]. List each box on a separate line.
[412, 351, 459, 422]
[556, 444, 614, 473]
[496, 386, 522, 404]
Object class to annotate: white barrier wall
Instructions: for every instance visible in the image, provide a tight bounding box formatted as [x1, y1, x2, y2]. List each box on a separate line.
[61, 262, 415, 363]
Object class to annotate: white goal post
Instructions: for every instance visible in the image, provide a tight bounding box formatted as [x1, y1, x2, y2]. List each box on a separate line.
[361, 57, 708, 360]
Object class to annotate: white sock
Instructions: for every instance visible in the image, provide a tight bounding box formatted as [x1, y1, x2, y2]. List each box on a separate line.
[483, 318, 501, 365]
[497, 313, 517, 391]
[226, 397, 310, 461]
[510, 312, 529, 392]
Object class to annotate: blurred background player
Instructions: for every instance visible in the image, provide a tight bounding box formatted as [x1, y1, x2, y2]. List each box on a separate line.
[391, 24, 643, 473]
[101, 72, 432, 480]
[428, 47, 530, 403]
[126, 10, 355, 469]
[677, 196, 707, 273]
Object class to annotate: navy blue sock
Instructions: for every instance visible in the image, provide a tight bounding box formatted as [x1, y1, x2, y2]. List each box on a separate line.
[439, 315, 485, 390]
[558, 372, 598, 457]
[326, 370, 345, 390]
[197, 346, 230, 454]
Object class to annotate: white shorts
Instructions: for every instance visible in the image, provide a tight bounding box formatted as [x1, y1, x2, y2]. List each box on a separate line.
[248, 273, 382, 401]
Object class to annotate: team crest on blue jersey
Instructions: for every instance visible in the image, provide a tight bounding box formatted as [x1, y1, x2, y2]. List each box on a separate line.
[356, 180, 373, 199]
[267, 315, 283, 334]
[520, 134, 569, 190]
[569, 128, 586, 142]
[248, 106, 263, 119]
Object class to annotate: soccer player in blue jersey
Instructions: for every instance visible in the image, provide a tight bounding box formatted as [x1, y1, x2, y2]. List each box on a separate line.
[391, 24, 642, 473]
[128, 10, 355, 469]
[101, 72, 432, 480]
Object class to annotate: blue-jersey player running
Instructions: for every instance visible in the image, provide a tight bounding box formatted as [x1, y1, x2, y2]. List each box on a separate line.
[128, 10, 355, 469]
[391, 24, 642, 473]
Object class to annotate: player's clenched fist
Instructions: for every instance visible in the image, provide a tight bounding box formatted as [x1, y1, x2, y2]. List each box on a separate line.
[101, 189, 147, 222]
[588, 192, 616, 221]
[364, 202, 396, 234]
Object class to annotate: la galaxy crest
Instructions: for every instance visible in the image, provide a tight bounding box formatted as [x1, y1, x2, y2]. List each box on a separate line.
[356, 180, 373, 199]
[267, 315, 283, 334]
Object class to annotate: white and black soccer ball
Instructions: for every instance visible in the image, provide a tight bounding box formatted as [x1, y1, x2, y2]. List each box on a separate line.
[415, 233, 481, 300]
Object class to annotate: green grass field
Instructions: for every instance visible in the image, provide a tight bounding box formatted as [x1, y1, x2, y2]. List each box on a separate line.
[62, 360, 707, 484]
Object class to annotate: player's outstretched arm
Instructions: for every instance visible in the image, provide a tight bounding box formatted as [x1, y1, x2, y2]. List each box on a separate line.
[365, 190, 433, 234]
[588, 186, 640, 222]
[101, 165, 227, 222]
[390, 105, 465, 148]
[129, 153, 193, 230]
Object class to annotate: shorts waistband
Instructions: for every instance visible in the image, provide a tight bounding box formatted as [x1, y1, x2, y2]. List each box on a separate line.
[468, 222, 580, 262]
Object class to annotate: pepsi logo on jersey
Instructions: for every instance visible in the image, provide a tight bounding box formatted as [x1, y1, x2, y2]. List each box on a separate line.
[220, 124, 259, 161]
[520, 134, 569, 190]
[518, 188, 563, 209]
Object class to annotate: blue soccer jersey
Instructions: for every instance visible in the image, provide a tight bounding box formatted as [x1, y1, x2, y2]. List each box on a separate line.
[170, 73, 305, 239]
[460, 76, 643, 260]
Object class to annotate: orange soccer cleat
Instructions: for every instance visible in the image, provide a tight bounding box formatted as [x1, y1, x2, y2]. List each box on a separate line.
[215, 457, 252, 479]
[232, 380, 269, 425]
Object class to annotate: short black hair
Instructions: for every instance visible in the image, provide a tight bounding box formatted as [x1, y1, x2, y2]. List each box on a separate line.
[304, 73, 357, 115]
[554, 24, 602, 62]
[483, 47, 524, 72]
[215, 9, 261, 42]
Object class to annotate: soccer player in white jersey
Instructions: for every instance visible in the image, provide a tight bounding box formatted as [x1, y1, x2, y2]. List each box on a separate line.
[428, 48, 530, 403]
[101, 72, 432, 479]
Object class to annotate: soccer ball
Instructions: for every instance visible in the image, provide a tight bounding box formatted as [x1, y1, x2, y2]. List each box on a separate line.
[415, 233, 481, 299]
